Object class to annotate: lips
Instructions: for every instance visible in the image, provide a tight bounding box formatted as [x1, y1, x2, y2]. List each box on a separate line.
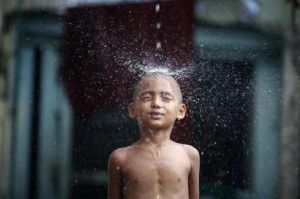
[149, 111, 164, 118]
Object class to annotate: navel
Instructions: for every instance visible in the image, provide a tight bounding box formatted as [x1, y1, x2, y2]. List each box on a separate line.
[178, 178, 181, 183]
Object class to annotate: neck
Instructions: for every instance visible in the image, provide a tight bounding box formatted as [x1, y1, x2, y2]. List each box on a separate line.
[139, 127, 172, 146]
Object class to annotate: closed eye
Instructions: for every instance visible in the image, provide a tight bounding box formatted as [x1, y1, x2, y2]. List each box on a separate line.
[161, 92, 173, 101]
[139, 92, 153, 101]
[141, 96, 152, 101]
[162, 96, 172, 101]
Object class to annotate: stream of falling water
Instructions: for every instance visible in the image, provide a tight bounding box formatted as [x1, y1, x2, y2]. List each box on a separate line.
[155, 3, 162, 50]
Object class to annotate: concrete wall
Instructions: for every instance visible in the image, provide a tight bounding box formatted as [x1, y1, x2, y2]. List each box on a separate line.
[280, 33, 300, 199]
[0, 5, 9, 198]
[280, 2, 300, 198]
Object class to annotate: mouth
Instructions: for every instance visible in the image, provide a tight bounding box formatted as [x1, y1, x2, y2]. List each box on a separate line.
[148, 111, 164, 118]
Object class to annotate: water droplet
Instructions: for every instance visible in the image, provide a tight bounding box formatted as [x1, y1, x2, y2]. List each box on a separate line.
[156, 22, 162, 29]
[156, 42, 161, 49]
[155, 4, 160, 12]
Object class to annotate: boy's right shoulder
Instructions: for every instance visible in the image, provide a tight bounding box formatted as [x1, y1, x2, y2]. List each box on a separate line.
[109, 147, 128, 163]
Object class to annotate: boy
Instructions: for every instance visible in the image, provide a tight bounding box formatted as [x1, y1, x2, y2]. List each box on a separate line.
[108, 73, 200, 199]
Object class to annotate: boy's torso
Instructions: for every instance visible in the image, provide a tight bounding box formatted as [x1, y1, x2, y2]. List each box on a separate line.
[120, 143, 191, 199]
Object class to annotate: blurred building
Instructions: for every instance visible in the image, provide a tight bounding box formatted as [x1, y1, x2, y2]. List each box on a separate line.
[0, 0, 299, 199]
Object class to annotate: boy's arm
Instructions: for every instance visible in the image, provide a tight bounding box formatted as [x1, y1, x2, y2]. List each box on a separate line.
[187, 146, 200, 199]
[108, 149, 124, 199]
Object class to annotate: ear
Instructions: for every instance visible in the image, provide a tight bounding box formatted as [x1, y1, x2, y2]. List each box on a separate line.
[128, 103, 137, 119]
[177, 103, 186, 120]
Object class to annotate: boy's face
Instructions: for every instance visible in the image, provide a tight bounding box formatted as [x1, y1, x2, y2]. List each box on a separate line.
[128, 75, 186, 130]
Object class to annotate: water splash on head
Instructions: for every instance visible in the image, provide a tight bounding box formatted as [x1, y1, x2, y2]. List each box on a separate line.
[142, 65, 191, 77]
[123, 59, 195, 81]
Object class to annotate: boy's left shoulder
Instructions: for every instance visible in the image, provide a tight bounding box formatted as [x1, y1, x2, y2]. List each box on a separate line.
[181, 144, 200, 159]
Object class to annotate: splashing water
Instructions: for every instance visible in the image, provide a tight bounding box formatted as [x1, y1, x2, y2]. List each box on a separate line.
[113, 3, 196, 84]
[122, 60, 196, 81]
[142, 65, 193, 78]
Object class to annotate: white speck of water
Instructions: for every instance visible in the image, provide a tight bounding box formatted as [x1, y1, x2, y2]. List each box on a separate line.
[156, 42, 161, 49]
[155, 4, 160, 12]
[156, 22, 161, 29]
[116, 166, 120, 170]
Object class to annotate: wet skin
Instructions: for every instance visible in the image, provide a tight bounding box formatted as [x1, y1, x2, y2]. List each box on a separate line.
[108, 74, 200, 199]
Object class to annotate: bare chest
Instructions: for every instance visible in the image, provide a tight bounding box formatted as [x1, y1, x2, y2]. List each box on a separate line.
[121, 147, 191, 189]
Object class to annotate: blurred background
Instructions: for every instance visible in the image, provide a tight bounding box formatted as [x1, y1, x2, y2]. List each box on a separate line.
[0, 0, 299, 198]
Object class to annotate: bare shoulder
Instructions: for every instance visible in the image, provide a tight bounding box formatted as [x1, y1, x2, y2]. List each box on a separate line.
[108, 147, 128, 166]
[170, 141, 199, 159]
[181, 144, 200, 160]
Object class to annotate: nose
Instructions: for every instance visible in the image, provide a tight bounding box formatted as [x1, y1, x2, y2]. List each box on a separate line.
[151, 96, 162, 108]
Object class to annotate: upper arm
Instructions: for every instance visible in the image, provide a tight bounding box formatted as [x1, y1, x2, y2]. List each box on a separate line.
[108, 148, 125, 199]
[186, 145, 200, 199]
